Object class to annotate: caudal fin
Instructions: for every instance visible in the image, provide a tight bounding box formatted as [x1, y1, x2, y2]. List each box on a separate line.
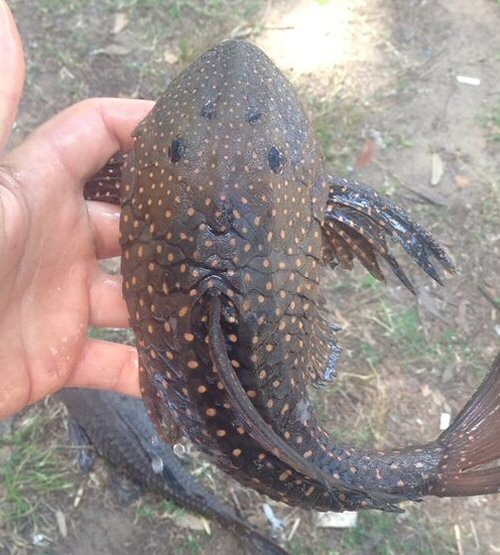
[432, 352, 500, 497]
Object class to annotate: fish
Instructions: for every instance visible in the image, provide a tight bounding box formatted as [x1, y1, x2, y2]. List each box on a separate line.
[85, 39, 500, 512]
[57, 388, 289, 555]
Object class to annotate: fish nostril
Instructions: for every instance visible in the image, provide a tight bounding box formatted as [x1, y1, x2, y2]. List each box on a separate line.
[246, 107, 262, 125]
[201, 97, 218, 120]
[268, 145, 286, 174]
[208, 205, 235, 235]
[168, 137, 186, 163]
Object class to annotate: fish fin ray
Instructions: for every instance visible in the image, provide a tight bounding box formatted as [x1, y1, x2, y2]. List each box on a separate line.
[66, 417, 97, 473]
[84, 152, 127, 204]
[323, 175, 457, 291]
[139, 354, 182, 445]
[432, 352, 500, 496]
[307, 305, 341, 386]
[322, 226, 355, 271]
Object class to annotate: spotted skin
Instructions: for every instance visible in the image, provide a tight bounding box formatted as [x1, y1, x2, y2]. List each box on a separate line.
[83, 152, 124, 204]
[86, 40, 500, 511]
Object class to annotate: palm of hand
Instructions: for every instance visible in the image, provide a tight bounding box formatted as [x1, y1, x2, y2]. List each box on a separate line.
[0, 99, 157, 418]
[0, 155, 96, 413]
[0, 0, 153, 418]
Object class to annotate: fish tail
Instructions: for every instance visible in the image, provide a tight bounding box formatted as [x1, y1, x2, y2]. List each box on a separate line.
[324, 175, 458, 292]
[431, 352, 500, 497]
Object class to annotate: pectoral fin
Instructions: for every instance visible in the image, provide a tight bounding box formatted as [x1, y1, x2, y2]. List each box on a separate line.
[66, 418, 97, 473]
[322, 175, 458, 293]
[139, 354, 182, 445]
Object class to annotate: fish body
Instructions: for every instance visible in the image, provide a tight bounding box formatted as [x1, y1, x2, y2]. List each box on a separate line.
[86, 40, 500, 512]
[57, 388, 288, 555]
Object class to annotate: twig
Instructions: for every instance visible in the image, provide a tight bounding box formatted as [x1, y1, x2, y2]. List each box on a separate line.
[286, 518, 301, 542]
[478, 284, 500, 308]
[454, 523, 464, 555]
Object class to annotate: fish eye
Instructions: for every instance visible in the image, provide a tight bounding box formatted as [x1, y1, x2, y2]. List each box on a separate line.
[168, 137, 186, 163]
[268, 145, 286, 174]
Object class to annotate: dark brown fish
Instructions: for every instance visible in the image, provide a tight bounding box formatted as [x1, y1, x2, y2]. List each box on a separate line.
[57, 388, 288, 555]
[86, 39, 500, 512]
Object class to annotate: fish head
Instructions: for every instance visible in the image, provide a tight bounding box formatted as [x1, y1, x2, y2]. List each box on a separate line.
[128, 39, 325, 249]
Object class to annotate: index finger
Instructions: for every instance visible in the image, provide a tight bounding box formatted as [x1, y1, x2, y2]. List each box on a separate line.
[4, 98, 154, 189]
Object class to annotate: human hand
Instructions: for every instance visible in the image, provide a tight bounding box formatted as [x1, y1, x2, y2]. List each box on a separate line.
[0, 0, 153, 418]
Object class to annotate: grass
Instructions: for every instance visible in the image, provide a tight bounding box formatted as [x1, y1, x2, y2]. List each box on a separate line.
[476, 100, 500, 142]
[136, 497, 208, 555]
[88, 326, 135, 345]
[0, 406, 73, 551]
[136, 497, 188, 521]
[358, 340, 385, 367]
[179, 533, 203, 554]
[369, 297, 486, 375]
[376, 303, 426, 360]
[36, 0, 80, 15]
[169, 0, 262, 19]
[355, 273, 383, 292]
[480, 181, 500, 225]
[339, 507, 455, 555]
[287, 507, 455, 555]
[304, 87, 369, 172]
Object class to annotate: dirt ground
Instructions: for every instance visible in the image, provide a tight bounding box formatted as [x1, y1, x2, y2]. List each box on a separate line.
[1, 0, 499, 554]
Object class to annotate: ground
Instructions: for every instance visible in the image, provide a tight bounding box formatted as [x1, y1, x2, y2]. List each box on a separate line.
[1, 0, 499, 554]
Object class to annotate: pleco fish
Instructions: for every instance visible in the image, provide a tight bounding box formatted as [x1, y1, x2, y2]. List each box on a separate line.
[57, 388, 288, 555]
[85, 40, 500, 512]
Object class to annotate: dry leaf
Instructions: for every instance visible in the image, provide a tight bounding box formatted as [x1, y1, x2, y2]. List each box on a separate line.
[456, 75, 480, 86]
[431, 152, 444, 186]
[355, 139, 376, 171]
[418, 287, 448, 322]
[112, 12, 129, 35]
[73, 486, 84, 508]
[432, 389, 446, 407]
[454, 174, 470, 188]
[171, 513, 210, 532]
[421, 383, 431, 397]
[163, 47, 179, 65]
[316, 511, 358, 528]
[56, 510, 67, 538]
[100, 43, 132, 56]
[456, 298, 470, 334]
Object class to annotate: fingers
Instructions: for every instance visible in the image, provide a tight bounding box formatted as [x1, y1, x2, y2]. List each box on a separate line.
[89, 271, 129, 328]
[69, 338, 140, 398]
[4, 97, 154, 190]
[87, 200, 121, 258]
[0, 0, 25, 153]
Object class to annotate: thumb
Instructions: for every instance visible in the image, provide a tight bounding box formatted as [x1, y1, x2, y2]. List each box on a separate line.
[0, 0, 25, 154]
